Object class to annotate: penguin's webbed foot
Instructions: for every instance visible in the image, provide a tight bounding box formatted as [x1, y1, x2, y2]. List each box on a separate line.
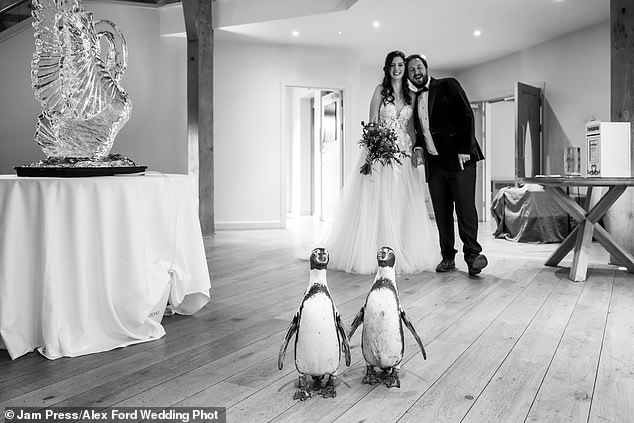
[321, 385, 337, 398]
[293, 375, 313, 401]
[362, 374, 379, 385]
[321, 374, 338, 398]
[362, 366, 379, 385]
[384, 368, 401, 388]
[293, 388, 313, 401]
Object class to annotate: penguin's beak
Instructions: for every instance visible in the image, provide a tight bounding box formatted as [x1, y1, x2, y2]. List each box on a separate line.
[312, 248, 329, 267]
[377, 247, 392, 261]
[317, 251, 328, 264]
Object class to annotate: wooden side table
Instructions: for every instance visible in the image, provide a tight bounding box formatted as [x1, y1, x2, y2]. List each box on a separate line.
[521, 176, 634, 281]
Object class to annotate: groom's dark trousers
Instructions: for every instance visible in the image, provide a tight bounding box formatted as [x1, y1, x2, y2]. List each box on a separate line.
[426, 156, 481, 260]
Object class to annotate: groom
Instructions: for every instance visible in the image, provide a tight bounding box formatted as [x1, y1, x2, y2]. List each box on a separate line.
[406, 54, 488, 276]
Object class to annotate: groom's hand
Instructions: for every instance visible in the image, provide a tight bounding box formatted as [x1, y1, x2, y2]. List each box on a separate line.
[458, 154, 470, 170]
[411, 149, 424, 168]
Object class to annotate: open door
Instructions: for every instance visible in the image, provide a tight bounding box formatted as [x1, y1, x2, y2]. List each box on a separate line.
[319, 91, 343, 223]
[515, 82, 542, 178]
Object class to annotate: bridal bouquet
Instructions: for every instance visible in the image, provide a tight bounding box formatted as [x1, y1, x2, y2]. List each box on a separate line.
[358, 121, 409, 175]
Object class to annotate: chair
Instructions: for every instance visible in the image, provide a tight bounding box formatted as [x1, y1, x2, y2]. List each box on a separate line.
[491, 184, 570, 243]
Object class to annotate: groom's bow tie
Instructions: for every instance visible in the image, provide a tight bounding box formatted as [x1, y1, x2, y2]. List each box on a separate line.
[416, 86, 429, 94]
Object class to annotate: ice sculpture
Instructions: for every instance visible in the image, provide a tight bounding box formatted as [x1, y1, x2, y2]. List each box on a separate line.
[23, 0, 139, 172]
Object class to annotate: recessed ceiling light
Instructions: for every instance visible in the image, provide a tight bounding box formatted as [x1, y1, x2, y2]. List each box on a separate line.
[338, 31, 343, 35]
[292, 30, 299, 37]
[474, 30, 481, 36]
[373, 21, 380, 28]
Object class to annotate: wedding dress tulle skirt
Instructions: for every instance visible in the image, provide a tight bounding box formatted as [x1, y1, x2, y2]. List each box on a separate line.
[321, 153, 440, 274]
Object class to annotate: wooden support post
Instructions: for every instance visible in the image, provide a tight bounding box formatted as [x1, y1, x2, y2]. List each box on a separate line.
[611, 0, 634, 134]
[605, 1, 634, 263]
[183, 0, 214, 235]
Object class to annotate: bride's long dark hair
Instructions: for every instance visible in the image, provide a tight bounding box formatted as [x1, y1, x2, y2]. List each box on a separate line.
[381, 50, 411, 106]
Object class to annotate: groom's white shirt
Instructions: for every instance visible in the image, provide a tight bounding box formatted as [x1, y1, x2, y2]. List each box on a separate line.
[410, 80, 438, 156]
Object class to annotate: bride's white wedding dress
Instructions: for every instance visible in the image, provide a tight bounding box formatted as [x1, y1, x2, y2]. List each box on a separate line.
[322, 102, 440, 274]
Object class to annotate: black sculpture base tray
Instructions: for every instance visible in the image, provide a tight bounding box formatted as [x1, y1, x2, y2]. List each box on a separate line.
[15, 166, 147, 178]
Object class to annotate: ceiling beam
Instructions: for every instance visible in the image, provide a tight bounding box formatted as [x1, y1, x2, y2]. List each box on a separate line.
[605, 0, 634, 265]
[106, 0, 162, 5]
[0, 12, 27, 22]
[0, 0, 27, 14]
[213, 0, 358, 28]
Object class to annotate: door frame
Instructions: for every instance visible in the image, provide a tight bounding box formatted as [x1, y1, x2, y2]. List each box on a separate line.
[319, 90, 344, 222]
[280, 81, 349, 228]
[481, 93, 515, 221]
[471, 101, 486, 221]
[480, 82, 544, 221]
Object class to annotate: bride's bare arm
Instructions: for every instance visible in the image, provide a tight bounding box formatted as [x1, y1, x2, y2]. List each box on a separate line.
[368, 85, 383, 122]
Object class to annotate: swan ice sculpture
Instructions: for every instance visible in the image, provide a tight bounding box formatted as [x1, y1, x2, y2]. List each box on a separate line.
[25, 0, 137, 172]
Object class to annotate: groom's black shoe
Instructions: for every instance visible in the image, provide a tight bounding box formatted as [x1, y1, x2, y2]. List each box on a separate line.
[466, 254, 488, 276]
[435, 257, 455, 273]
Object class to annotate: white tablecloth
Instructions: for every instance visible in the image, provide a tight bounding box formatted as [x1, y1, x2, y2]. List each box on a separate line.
[0, 173, 211, 360]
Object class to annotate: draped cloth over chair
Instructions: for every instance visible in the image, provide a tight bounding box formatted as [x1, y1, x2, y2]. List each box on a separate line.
[0, 173, 211, 360]
[491, 184, 570, 243]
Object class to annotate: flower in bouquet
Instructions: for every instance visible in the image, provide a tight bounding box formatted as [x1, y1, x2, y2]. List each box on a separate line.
[358, 121, 410, 175]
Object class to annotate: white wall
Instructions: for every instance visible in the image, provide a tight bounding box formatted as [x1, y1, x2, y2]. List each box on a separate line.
[458, 21, 610, 176]
[213, 34, 367, 228]
[487, 101, 516, 181]
[0, 23, 42, 173]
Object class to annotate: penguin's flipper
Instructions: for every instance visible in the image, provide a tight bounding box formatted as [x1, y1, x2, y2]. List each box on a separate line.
[335, 313, 351, 366]
[400, 310, 427, 360]
[278, 314, 299, 370]
[348, 307, 365, 340]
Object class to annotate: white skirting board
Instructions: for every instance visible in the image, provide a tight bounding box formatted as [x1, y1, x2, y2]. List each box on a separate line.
[216, 220, 284, 230]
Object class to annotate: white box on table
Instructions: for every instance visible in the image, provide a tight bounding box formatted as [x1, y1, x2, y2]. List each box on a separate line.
[586, 121, 631, 177]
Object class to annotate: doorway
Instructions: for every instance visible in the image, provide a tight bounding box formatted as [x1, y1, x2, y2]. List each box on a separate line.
[283, 86, 344, 224]
[486, 97, 516, 215]
[319, 91, 343, 223]
[481, 82, 543, 221]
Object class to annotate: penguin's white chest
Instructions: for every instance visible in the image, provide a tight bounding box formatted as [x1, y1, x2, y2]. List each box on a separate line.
[295, 292, 340, 376]
[362, 287, 403, 369]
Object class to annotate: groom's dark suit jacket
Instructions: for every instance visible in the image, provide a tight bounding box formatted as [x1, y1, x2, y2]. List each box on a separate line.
[412, 77, 484, 179]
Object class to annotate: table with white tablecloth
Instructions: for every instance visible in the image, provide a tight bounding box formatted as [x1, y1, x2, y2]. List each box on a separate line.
[0, 173, 211, 360]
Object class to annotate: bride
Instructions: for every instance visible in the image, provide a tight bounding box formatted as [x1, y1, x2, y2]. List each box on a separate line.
[322, 50, 440, 274]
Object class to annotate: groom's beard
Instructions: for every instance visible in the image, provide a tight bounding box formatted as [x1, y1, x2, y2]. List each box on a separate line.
[409, 74, 428, 89]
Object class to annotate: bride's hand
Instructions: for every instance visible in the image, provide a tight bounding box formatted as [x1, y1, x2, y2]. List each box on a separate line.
[411, 149, 424, 167]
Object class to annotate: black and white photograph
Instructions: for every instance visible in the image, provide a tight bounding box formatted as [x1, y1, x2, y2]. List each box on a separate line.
[1, 0, 633, 422]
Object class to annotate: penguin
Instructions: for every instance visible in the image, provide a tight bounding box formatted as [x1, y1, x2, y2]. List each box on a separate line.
[348, 246, 427, 388]
[278, 247, 351, 400]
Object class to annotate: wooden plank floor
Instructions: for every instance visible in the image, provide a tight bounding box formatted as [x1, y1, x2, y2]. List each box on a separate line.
[2, 217, 634, 422]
